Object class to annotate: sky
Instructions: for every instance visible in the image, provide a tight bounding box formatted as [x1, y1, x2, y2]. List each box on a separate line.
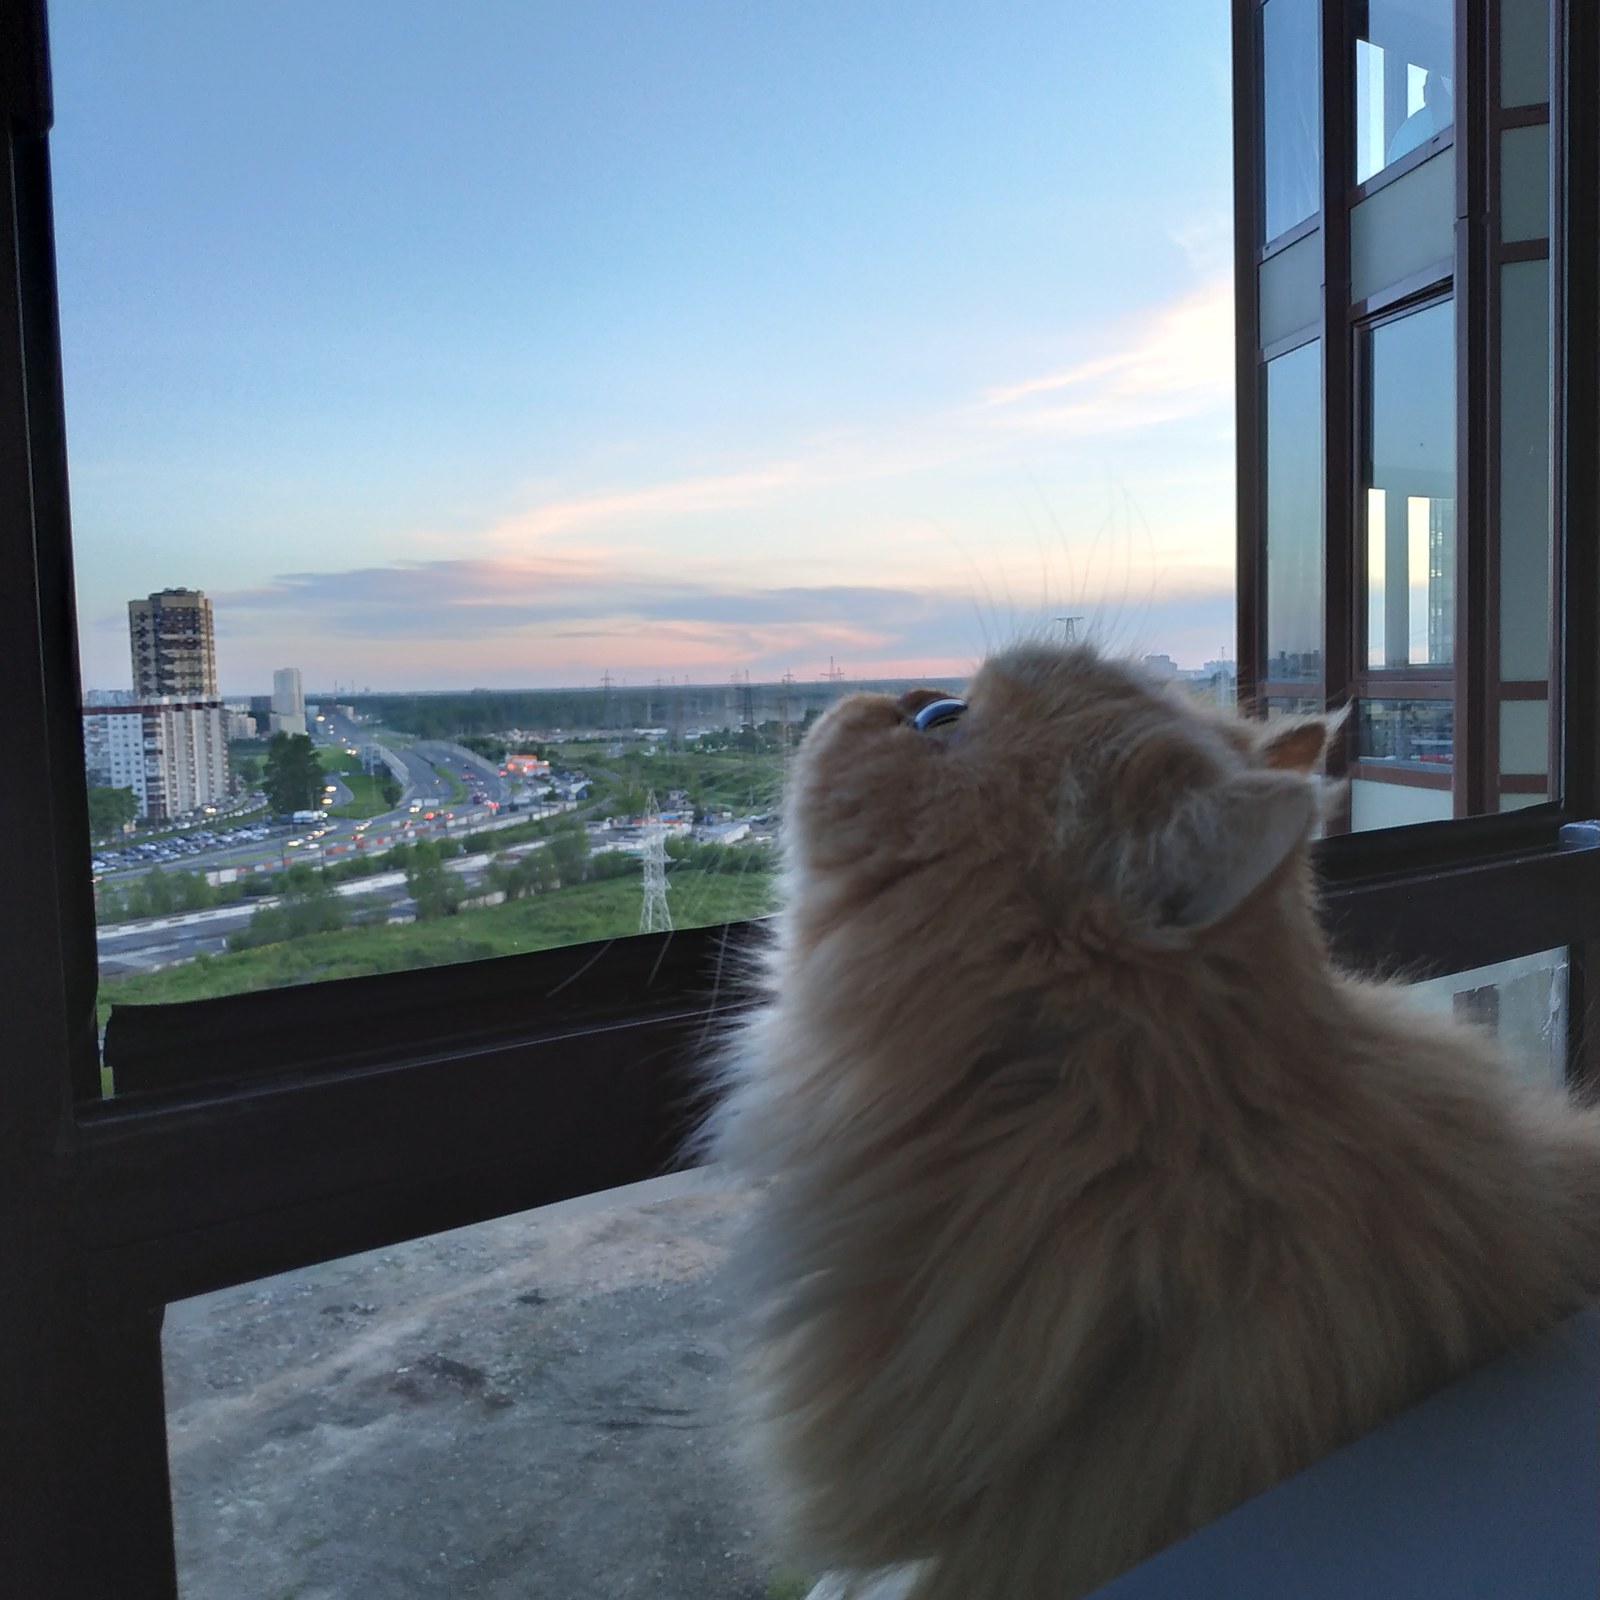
[49, 0, 1237, 696]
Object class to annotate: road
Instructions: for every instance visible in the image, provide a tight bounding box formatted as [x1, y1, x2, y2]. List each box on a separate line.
[97, 833, 554, 977]
[98, 717, 529, 889]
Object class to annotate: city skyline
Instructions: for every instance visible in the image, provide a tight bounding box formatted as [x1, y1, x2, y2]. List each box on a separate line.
[50, 2, 1236, 695]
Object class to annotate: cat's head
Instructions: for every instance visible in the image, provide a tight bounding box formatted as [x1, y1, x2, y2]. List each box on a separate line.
[784, 642, 1337, 954]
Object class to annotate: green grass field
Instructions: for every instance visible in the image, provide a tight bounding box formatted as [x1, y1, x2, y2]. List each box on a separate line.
[551, 744, 785, 818]
[430, 762, 469, 805]
[96, 864, 777, 1023]
[319, 745, 391, 819]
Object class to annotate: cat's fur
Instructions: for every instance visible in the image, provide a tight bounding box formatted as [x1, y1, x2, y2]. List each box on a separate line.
[708, 642, 1600, 1600]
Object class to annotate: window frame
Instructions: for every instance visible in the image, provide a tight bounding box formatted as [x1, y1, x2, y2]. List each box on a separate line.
[4, 0, 1600, 1591]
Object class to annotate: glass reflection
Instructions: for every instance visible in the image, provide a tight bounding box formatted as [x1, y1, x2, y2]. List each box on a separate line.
[1264, 341, 1322, 681]
[1358, 697, 1453, 768]
[1262, 0, 1320, 241]
[1406, 949, 1567, 1090]
[1356, 0, 1454, 184]
[1364, 302, 1455, 669]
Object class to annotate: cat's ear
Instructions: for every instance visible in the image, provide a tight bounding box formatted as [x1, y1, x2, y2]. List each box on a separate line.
[1258, 708, 1344, 773]
[1135, 769, 1317, 937]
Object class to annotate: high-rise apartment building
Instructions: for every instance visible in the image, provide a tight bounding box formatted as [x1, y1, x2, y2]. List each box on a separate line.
[128, 588, 217, 700]
[271, 666, 306, 736]
[82, 699, 229, 821]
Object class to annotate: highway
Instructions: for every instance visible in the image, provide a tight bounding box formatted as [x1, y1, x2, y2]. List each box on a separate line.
[93, 713, 570, 974]
[97, 831, 557, 977]
[96, 716, 530, 888]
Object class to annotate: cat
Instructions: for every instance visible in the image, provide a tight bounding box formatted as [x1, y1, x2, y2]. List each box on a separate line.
[707, 641, 1600, 1600]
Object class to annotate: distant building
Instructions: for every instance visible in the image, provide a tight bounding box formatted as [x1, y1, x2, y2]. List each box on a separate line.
[224, 710, 257, 740]
[1142, 655, 1180, 679]
[82, 699, 229, 821]
[129, 588, 217, 700]
[271, 667, 306, 736]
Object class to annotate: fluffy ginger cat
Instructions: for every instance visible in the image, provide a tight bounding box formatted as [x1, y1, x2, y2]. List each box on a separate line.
[708, 642, 1600, 1600]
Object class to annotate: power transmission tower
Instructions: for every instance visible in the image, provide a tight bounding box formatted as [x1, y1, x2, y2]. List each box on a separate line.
[1055, 616, 1084, 644]
[640, 791, 672, 934]
[779, 670, 795, 756]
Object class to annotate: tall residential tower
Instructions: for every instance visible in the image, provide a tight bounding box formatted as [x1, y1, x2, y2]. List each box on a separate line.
[128, 587, 217, 699]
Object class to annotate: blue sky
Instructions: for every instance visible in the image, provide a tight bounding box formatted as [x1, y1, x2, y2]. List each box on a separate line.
[50, 0, 1236, 695]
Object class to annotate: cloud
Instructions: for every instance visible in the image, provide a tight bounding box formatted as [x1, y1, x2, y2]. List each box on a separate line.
[81, 277, 1238, 692]
[429, 279, 1240, 558]
[213, 558, 955, 635]
[980, 279, 1233, 433]
[197, 551, 1234, 691]
[478, 464, 808, 547]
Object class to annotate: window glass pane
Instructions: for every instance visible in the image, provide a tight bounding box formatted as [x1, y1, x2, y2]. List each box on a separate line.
[1500, 0, 1550, 108]
[52, 5, 1238, 1020]
[1363, 302, 1455, 670]
[1499, 698, 1548, 775]
[1348, 146, 1454, 302]
[1356, 0, 1454, 185]
[1498, 259, 1553, 808]
[1349, 775, 1453, 829]
[1259, 230, 1322, 347]
[1358, 697, 1453, 768]
[1264, 341, 1322, 681]
[164, 1175, 785, 1599]
[1497, 261, 1553, 682]
[1500, 125, 1550, 243]
[1406, 949, 1568, 1090]
[1262, 0, 1320, 241]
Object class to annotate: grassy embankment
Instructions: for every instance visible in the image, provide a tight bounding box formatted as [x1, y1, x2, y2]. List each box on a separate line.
[430, 762, 469, 805]
[319, 744, 391, 819]
[96, 864, 776, 1022]
[554, 744, 785, 817]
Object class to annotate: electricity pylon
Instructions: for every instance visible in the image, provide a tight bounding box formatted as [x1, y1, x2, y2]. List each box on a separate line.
[640, 791, 672, 934]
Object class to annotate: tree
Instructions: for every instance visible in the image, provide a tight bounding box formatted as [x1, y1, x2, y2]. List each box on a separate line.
[229, 874, 348, 950]
[405, 840, 461, 919]
[233, 755, 262, 788]
[379, 774, 402, 808]
[547, 819, 591, 887]
[87, 785, 138, 840]
[459, 733, 509, 763]
[262, 732, 321, 814]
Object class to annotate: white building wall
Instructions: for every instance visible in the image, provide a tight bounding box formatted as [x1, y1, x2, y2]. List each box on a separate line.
[82, 709, 152, 815]
[82, 700, 228, 820]
[272, 667, 307, 736]
[156, 702, 229, 815]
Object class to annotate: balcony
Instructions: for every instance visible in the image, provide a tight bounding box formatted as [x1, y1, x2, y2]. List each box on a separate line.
[163, 1173, 787, 1599]
[164, 1165, 1598, 1599]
